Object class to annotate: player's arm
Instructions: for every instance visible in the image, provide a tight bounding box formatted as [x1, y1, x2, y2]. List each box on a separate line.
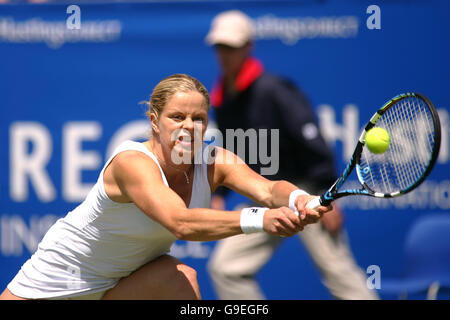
[108, 151, 303, 241]
[210, 147, 329, 222]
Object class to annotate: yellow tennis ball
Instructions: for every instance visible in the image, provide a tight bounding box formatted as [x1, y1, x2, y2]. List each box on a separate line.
[365, 127, 390, 154]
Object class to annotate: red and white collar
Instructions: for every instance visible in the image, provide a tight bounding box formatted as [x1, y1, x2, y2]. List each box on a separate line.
[210, 57, 265, 107]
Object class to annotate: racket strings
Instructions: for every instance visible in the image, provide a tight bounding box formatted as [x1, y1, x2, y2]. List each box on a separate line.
[387, 97, 432, 188]
[360, 96, 436, 194]
[393, 98, 424, 186]
[390, 97, 432, 188]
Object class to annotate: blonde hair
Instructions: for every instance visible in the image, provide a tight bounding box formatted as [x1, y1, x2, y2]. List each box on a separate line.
[143, 74, 210, 122]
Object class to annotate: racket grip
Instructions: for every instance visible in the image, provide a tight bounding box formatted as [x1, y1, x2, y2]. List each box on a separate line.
[306, 196, 322, 211]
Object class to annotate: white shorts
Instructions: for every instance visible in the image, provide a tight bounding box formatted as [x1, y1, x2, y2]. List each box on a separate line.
[46, 290, 107, 300]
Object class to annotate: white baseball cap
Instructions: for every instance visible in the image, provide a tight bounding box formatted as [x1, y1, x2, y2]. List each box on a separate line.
[205, 10, 254, 48]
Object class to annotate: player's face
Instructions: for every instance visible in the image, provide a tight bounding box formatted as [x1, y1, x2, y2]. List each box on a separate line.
[153, 91, 208, 163]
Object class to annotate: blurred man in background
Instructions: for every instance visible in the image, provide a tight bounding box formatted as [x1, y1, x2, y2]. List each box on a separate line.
[205, 10, 378, 300]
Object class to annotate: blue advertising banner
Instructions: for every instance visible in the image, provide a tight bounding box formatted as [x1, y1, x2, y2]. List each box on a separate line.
[0, 0, 449, 299]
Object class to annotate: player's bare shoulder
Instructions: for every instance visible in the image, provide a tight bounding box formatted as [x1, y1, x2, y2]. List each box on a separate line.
[104, 150, 163, 200]
[112, 150, 159, 176]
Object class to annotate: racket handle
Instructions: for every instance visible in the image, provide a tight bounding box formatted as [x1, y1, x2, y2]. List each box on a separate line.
[306, 196, 322, 211]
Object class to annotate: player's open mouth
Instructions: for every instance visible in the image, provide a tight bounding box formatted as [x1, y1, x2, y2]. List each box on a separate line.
[177, 135, 193, 146]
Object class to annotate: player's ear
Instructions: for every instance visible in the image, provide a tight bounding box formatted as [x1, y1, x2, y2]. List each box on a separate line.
[150, 113, 160, 135]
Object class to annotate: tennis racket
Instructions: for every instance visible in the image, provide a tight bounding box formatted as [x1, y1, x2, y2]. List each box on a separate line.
[307, 92, 441, 210]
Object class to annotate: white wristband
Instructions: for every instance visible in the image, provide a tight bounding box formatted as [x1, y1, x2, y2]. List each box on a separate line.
[289, 189, 310, 212]
[240, 207, 268, 234]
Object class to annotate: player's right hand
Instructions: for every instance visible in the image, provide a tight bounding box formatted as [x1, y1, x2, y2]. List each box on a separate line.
[263, 207, 306, 237]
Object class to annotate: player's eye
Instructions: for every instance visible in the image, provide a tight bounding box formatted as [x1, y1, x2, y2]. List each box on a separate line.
[172, 114, 184, 121]
[193, 116, 206, 123]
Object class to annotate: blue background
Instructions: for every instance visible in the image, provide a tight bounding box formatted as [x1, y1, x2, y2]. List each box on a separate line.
[1, 0, 449, 299]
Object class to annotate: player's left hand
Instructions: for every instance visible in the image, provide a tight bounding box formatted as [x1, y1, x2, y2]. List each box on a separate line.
[294, 195, 332, 224]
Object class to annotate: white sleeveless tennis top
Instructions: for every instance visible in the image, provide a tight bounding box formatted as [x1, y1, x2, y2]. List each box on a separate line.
[7, 140, 212, 299]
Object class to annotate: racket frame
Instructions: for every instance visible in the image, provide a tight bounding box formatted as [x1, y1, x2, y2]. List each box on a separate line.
[319, 92, 441, 206]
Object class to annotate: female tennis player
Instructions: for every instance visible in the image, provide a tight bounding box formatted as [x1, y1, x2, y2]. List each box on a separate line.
[0, 74, 330, 300]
